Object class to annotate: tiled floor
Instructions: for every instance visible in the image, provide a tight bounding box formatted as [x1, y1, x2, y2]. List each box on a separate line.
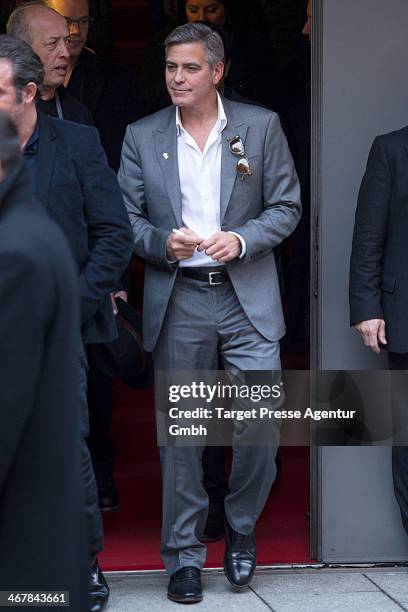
[104, 567, 408, 611]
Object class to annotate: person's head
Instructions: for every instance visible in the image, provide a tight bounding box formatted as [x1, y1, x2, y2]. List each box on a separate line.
[164, 23, 224, 109]
[0, 110, 21, 182]
[7, 2, 70, 92]
[0, 35, 43, 128]
[184, 0, 229, 27]
[44, 0, 91, 61]
[302, 0, 312, 43]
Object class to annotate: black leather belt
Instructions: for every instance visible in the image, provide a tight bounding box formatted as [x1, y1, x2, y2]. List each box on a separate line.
[178, 266, 230, 285]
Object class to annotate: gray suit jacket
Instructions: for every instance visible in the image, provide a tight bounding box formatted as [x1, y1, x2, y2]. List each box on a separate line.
[118, 97, 301, 352]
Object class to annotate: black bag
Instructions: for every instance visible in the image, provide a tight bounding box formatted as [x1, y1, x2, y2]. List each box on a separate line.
[88, 298, 153, 389]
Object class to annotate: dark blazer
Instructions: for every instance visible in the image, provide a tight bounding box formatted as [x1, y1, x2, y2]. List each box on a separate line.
[37, 85, 93, 126]
[0, 161, 87, 609]
[66, 49, 141, 170]
[36, 112, 133, 343]
[350, 125, 408, 353]
[87, 0, 114, 58]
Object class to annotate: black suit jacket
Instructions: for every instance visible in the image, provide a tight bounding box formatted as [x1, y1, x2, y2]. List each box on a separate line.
[350, 125, 408, 353]
[66, 49, 140, 170]
[0, 162, 87, 609]
[37, 85, 93, 126]
[87, 0, 114, 58]
[36, 112, 133, 343]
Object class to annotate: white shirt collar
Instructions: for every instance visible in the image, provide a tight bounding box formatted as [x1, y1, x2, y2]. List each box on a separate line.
[175, 92, 227, 136]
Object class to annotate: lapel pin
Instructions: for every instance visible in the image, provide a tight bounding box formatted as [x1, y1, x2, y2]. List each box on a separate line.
[163, 153, 169, 159]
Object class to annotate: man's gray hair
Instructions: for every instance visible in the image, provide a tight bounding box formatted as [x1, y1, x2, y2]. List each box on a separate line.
[7, 1, 49, 45]
[164, 23, 225, 70]
[0, 110, 21, 175]
[0, 35, 44, 102]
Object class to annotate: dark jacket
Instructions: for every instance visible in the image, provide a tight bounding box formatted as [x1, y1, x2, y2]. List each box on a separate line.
[0, 161, 87, 609]
[66, 48, 141, 170]
[36, 112, 133, 343]
[350, 126, 408, 353]
[37, 85, 93, 126]
[87, 0, 114, 58]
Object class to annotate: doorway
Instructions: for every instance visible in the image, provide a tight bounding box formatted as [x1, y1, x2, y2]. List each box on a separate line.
[99, 0, 313, 571]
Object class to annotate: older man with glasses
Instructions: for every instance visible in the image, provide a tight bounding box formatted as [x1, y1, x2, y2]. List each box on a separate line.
[6, 1, 93, 124]
[45, 0, 140, 171]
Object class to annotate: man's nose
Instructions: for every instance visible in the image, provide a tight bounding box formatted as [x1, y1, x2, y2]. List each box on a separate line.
[191, 9, 204, 21]
[174, 68, 185, 82]
[68, 21, 81, 37]
[302, 19, 311, 37]
[58, 40, 70, 59]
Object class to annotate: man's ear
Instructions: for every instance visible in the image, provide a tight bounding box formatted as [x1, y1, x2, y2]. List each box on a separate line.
[213, 61, 225, 87]
[22, 82, 38, 104]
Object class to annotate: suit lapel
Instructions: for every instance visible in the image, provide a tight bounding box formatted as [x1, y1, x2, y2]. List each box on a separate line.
[36, 113, 57, 210]
[152, 101, 249, 227]
[153, 110, 183, 227]
[220, 99, 249, 224]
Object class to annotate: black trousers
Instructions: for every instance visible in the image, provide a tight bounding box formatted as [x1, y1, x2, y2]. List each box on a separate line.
[80, 346, 104, 559]
[87, 353, 115, 477]
[389, 351, 408, 536]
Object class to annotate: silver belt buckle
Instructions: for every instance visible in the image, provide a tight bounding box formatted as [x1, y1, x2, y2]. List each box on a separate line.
[209, 271, 223, 286]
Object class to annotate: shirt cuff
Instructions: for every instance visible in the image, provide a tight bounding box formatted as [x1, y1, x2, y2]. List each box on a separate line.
[228, 231, 246, 259]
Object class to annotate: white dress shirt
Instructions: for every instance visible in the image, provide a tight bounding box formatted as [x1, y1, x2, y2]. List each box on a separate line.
[176, 93, 245, 267]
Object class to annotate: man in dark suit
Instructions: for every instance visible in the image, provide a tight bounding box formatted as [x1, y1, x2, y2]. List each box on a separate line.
[0, 34, 133, 612]
[8, 2, 127, 515]
[0, 110, 88, 611]
[43, 0, 140, 511]
[350, 127, 408, 544]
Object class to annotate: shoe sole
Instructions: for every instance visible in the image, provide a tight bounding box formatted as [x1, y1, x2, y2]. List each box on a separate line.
[99, 505, 120, 512]
[223, 560, 254, 590]
[199, 533, 225, 543]
[167, 593, 203, 604]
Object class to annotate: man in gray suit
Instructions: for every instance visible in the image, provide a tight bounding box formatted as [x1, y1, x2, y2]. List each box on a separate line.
[118, 23, 301, 604]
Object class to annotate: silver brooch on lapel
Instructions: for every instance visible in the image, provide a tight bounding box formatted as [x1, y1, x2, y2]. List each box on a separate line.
[227, 135, 252, 181]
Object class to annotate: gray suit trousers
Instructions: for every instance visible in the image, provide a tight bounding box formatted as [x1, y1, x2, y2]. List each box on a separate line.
[153, 275, 281, 575]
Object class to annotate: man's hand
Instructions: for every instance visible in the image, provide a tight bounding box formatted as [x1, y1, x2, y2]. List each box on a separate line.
[166, 227, 202, 261]
[354, 318, 387, 353]
[110, 290, 128, 315]
[198, 231, 241, 263]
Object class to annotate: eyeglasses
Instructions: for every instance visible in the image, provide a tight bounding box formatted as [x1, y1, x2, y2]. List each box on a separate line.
[65, 17, 95, 30]
[228, 135, 252, 180]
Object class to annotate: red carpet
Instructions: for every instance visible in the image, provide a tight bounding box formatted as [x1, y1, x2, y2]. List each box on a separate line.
[100, 383, 311, 571]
